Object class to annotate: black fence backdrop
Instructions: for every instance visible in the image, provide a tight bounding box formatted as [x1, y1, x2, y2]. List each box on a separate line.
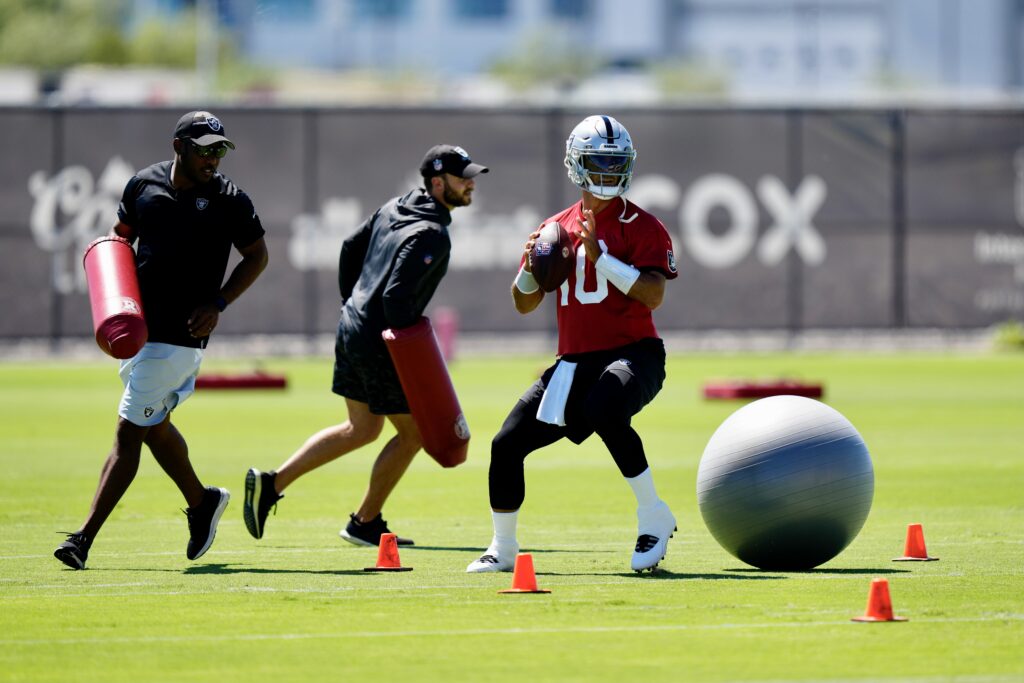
[1, 106, 1022, 342]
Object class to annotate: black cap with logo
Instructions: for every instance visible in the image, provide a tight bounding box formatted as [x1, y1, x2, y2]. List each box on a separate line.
[420, 144, 489, 180]
[173, 111, 235, 149]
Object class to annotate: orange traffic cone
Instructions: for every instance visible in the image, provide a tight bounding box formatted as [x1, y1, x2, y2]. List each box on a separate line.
[363, 533, 413, 572]
[498, 553, 551, 594]
[892, 523, 939, 561]
[852, 578, 908, 622]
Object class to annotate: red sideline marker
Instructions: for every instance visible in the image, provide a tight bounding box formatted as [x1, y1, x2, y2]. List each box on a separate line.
[703, 380, 824, 400]
[195, 372, 287, 390]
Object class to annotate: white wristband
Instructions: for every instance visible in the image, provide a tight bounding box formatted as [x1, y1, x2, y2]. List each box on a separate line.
[514, 265, 540, 294]
[595, 253, 641, 294]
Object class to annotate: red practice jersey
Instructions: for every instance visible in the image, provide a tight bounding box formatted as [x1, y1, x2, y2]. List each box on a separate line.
[536, 197, 678, 355]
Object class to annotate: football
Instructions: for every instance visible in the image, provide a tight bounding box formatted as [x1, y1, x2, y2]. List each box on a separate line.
[529, 221, 575, 292]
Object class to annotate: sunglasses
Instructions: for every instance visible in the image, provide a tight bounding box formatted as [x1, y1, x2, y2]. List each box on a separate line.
[189, 141, 229, 159]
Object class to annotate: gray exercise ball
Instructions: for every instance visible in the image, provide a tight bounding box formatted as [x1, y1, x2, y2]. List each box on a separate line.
[696, 395, 874, 570]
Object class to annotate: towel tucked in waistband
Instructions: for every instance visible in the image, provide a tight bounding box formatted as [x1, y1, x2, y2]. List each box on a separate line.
[535, 360, 577, 427]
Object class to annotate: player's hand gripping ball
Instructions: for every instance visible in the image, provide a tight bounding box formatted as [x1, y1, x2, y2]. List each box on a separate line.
[529, 221, 575, 292]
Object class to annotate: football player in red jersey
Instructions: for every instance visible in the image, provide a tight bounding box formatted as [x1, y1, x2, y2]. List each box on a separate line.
[467, 115, 679, 574]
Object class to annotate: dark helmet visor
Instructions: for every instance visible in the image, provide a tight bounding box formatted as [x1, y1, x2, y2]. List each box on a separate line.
[582, 153, 632, 174]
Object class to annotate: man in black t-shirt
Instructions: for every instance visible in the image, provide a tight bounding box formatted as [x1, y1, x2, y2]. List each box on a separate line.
[243, 145, 487, 547]
[55, 111, 269, 570]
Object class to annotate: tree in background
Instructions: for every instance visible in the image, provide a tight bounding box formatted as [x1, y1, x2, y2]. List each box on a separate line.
[0, 0, 271, 100]
[0, 0, 132, 69]
[489, 30, 598, 95]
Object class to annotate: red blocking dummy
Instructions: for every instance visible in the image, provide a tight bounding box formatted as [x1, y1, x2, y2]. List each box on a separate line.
[382, 316, 469, 467]
[83, 237, 147, 359]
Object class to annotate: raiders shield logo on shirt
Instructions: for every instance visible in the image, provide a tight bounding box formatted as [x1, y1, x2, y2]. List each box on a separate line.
[196, 198, 209, 211]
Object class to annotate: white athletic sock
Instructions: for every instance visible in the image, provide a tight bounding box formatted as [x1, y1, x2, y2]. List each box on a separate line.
[491, 510, 519, 549]
[627, 468, 660, 508]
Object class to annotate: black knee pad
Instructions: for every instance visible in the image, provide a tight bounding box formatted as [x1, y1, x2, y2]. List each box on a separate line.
[489, 433, 528, 511]
[491, 425, 525, 464]
[594, 422, 649, 479]
[582, 372, 634, 431]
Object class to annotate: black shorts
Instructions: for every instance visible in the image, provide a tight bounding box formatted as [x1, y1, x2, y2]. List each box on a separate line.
[331, 318, 409, 415]
[519, 337, 666, 444]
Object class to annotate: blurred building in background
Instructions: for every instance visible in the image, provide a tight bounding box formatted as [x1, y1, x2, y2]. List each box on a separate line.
[2, 0, 1022, 348]
[221, 0, 1024, 100]
[1, 0, 1022, 104]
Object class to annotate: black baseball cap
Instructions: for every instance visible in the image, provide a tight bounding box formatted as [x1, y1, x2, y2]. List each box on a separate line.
[173, 111, 235, 149]
[420, 144, 489, 180]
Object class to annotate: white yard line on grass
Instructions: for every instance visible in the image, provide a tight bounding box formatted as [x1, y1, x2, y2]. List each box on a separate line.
[3, 582, 152, 590]
[3, 569, 1020, 600]
[0, 615, 1022, 647]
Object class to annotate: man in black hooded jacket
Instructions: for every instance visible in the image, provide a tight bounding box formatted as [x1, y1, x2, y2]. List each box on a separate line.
[243, 145, 488, 546]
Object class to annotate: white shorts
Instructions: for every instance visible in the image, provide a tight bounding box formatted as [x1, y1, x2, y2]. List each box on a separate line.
[118, 343, 203, 427]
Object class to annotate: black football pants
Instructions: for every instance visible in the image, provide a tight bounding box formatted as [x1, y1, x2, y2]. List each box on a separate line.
[488, 338, 666, 511]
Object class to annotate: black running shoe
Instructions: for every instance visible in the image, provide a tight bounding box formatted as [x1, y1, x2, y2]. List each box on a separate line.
[185, 486, 230, 561]
[54, 532, 91, 570]
[339, 512, 414, 547]
[243, 468, 283, 539]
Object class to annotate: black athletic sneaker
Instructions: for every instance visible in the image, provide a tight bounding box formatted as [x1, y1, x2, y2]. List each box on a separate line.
[339, 512, 414, 547]
[185, 486, 230, 561]
[243, 468, 283, 539]
[54, 532, 91, 570]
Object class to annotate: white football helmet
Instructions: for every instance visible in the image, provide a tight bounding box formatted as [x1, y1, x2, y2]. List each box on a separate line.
[564, 114, 637, 199]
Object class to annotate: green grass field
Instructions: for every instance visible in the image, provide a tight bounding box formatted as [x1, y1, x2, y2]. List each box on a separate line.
[1, 351, 1022, 683]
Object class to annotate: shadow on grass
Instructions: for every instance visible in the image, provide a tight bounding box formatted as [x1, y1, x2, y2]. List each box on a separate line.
[411, 546, 603, 554]
[100, 563, 371, 576]
[724, 567, 911, 575]
[186, 565, 378, 577]
[537, 570, 786, 581]
[183, 563, 370, 576]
